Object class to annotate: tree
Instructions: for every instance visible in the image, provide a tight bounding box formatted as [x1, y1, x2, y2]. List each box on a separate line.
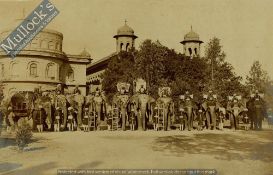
[168, 55, 208, 102]
[135, 40, 168, 98]
[246, 60, 270, 92]
[16, 120, 33, 151]
[204, 37, 246, 102]
[101, 51, 137, 103]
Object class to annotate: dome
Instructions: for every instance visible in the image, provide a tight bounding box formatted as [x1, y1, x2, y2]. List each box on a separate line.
[80, 48, 91, 57]
[184, 31, 199, 40]
[114, 21, 138, 39]
[181, 26, 203, 44]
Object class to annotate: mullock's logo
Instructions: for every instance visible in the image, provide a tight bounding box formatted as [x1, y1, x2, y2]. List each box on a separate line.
[0, 0, 59, 58]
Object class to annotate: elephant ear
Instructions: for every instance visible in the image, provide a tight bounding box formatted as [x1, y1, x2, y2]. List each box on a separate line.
[112, 94, 119, 107]
[201, 102, 207, 110]
[66, 94, 75, 107]
[150, 96, 156, 103]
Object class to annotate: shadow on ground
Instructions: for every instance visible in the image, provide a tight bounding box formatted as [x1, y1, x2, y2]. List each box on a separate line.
[152, 131, 273, 162]
[0, 137, 16, 149]
[0, 163, 22, 174]
[0, 134, 48, 150]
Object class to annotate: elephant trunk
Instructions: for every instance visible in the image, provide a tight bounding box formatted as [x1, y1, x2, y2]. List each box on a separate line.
[186, 107, 193, 130]
[121, 107, 127, 131]
[140, 106, 147, 131]
[231, 107, 240, 130]
[208, 106, 216, 130]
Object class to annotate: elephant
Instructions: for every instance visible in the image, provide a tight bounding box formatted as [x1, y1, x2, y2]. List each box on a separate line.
[113, 94, 130, 131]
[92, 92, 106, 125]
[66, 92, 85, 130]
[37, 91, 54, 131]
[55, 92, 67, 130]
[178, 94, 197, 131]
[247, 94, 266, 130]
[130, 93, 155, 131]
[155, 97, 174, 131]
[226, 96, 246, 130]
[202, 94, 220, 130]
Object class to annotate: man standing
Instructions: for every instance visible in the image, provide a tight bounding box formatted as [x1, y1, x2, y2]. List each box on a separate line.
[33, 105, 46, 132]
[7, 107, 15, 132]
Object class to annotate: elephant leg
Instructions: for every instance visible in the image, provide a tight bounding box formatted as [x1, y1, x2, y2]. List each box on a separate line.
[142, 115, 146, 131]
[211, 112, 216, 130]
[141, 109, 146, 131]
[97, 111, 101, 125]
[121, 110, 126, 131]
[137, 113, 142, 131]
[230, 114, 235, 130]
[258, 118, 262, 130]
[63, 108, 67, 130]
[250, 114, 254, 130]
[77, 106, 82, 128]
[184, 114, 188, 130]
[235, 115, 240, 130]
[206, 113, 211, 129]
[187, 112, 192, 131]
[167, 112, 171, 131]
[164, 110, 168, 131]
[253, 114, 258, 130]
[122, 114, 126, 131]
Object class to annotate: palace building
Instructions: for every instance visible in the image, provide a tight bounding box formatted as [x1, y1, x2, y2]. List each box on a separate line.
[0, 17, 91, 98]
[86, 22, 203, 92]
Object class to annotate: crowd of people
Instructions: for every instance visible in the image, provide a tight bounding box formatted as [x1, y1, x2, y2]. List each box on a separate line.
[1, 82, 273, 133]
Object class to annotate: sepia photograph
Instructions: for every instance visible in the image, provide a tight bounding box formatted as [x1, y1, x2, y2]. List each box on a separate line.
[0, 0, 273, 175]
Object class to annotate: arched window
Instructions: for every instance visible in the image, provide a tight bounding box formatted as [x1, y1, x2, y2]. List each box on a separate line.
[188, 48, 192, 55]
[29, 63, 37, 77]
[126, 43, 130, 51]
[194, 48, 198, 55]
[0, 64, 4, 77]
[31, 39, 39, 48]
[59, 65, 63, 81]
[11, 62, 19, 76]
[67, 69, 74, 81]
[120, 43, 123, 51]
[48, 41, 55, 50]
[41, 40, 48, 49]
[46, 63, 55, 80]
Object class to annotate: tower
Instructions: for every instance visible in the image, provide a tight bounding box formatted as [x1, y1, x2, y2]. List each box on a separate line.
[180, 26, 203, 57]
[113, 20, 138, 52]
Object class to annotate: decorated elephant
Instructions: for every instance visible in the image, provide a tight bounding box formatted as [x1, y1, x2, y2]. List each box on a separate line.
[112, 82, 131, 131]
[92, 89, 107, 125]
[35, 90, 55, 131]
[178, 91, 197, 131]
[54, 84, 68, 130]
[226, 94, 247, 130]
[130, 79, 155, 131]
[202, 91, 220, 130]
[155, 87, 174, 131]
[9, 91, 35, 129]
[247, 91, 266, 130]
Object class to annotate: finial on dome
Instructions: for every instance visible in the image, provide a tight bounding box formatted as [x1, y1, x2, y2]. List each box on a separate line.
[80, 48, 91, 57]
[191, 25, 192, 31]
[125, 19, 127, 25]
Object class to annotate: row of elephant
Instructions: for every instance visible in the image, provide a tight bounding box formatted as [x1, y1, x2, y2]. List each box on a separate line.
[4, 89, 266, 132]
[109, 91, 267, 131]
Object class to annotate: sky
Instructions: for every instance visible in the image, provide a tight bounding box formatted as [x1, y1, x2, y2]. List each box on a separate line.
[0, 0, 272, 81]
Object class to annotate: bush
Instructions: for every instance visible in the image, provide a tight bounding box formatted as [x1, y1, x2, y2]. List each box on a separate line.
[16, 120, 33, 151]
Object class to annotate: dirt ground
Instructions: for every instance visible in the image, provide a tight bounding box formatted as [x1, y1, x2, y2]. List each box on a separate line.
[0, 128, 273, 175]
